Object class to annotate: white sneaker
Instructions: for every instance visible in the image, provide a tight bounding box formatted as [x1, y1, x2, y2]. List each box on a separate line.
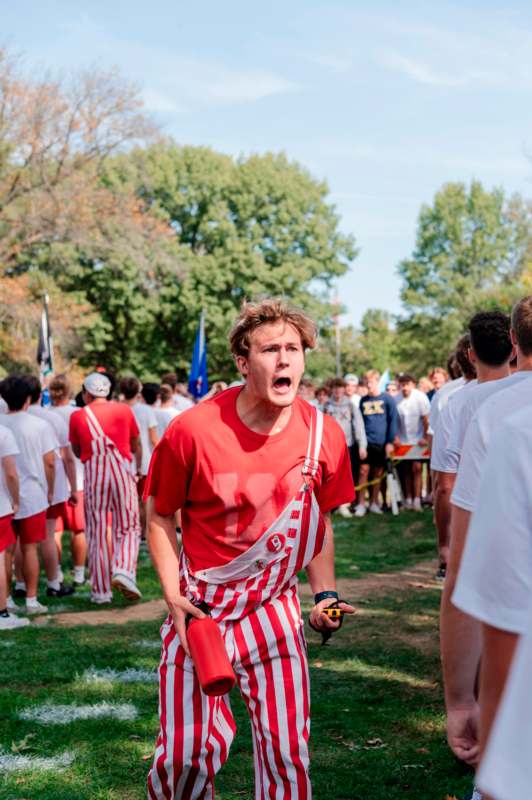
[6, 595, 18, 612]
[337, 504, 353, 519]
[413, 497, 422, 512]
[111, 572, 142, 601]
[90, 595, 112, 605]
[354, 504, 367, 518]
[25, 600, 48, 615]
[404, 497, 414, 510]
[0, 612, 30, 630]
[369, 502, 383, 515]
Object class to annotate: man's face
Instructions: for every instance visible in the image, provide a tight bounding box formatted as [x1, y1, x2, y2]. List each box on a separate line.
[332, 384, 345, 402]
[400, 380, 415, 398]
[367, 376, 380, 396]
[344, 381, 357, 397]
[432, 371, 446, 390]
[316, 389, 328, 405]
[386, 382, 398, 397]
[236, 321, 305, 408]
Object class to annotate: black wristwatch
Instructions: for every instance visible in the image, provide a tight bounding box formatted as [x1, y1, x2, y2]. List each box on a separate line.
[314, 590, 339, 605]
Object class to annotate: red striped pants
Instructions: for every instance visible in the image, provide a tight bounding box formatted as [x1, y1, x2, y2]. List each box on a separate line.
[148, 584, 312, 799]
[84, 453, 141, 600]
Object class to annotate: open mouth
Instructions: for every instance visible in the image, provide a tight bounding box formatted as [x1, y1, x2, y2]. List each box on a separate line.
[273, 376, 292, 390]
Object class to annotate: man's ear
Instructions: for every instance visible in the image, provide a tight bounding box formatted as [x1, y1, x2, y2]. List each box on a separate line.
[235, 355, 248, 377]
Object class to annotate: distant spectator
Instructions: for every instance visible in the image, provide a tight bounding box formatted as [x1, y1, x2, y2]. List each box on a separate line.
[396, 373, 430, 511]
[356, 370, 399, 516]
[344, 373, 360, 407]
[386, 380, 399, 399]
[155, 384, 181, 437]
[314, 385, 330, 412]
[324, 378, 367, 518]
[418, 376, 434, 400]
[297, 378, 315, 404]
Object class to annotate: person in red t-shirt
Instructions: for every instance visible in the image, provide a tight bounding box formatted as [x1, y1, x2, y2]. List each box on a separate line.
[145, 299, 355, 800]
[69, 373, 142, 604]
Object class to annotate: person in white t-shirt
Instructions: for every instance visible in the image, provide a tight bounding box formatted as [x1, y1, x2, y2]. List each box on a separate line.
[0, 376, 56, 615]
[452, 405, 532, 789]
[160, 372, 194, 412]
[49, 373, 87, 587]
[344, 373, 361, 408]
[120, 376, 158, 530]
[430, 334, 475, 579]
[434, 314, 512, 579]
[477, 597, 532, 800]
[441, 296, 532, 777]
[25, 375, 76, 598]
[437, 312, 514, 772]
[395, 374, 430, 510]
[0, 424, 28, 630]
[155, 383, 181, 438]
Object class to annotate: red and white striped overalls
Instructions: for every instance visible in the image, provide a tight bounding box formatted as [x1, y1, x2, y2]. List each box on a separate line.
[148, 407, 325, 800]
[83, 405, 141, 602]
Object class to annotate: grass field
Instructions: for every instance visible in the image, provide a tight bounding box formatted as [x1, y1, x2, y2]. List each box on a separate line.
[0, 510, 475, 800]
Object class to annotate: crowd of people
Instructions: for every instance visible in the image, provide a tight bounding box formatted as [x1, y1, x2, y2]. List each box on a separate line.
[0, 371, 195, 625]
[1, 294, 531, 800]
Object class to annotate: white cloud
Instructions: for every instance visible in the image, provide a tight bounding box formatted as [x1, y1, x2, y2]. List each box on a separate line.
[142, 88, 188, 114]
[377, 50, 466, 88]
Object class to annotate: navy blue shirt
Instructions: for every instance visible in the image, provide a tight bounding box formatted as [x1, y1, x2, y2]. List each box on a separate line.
[359, 393, 398, 446]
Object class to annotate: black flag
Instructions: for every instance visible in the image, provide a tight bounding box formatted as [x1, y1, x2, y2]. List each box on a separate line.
[37, 294, 54, 373]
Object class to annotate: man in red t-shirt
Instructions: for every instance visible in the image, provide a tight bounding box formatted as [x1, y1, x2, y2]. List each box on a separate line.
[145, 299, 355, 799]
[69, 373, 142, 604]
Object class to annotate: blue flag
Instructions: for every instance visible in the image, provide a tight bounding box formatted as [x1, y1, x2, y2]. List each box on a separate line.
[378, 368, 391, 393]
[188, 310, 209, 400]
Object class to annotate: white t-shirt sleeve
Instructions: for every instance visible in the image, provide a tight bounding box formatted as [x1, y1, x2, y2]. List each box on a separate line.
[0, 426, 19, 459]
[419, 392, 431, 417]
[478, 607, 532, 799]
[450, 415, 486, 511]
[452, 420, 532, 634]
[430, 404, 458, 472]
[147, 407, 158, 430]
[40, 424, 58, 456]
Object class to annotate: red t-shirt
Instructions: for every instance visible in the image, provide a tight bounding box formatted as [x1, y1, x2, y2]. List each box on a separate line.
[144, 388, 354, 572]
[69, 402, 140, 463]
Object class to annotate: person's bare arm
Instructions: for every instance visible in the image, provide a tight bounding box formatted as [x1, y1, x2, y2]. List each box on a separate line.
[43, 450, 55, 504]
[306, 513, 354, 633]
[60, 445, 77, 502]
[421, 414, 429, 437]
[146, 497, 204, 655]
[148, 425, 159, 449]
[2, 455, 19, 515]
[440, 505, 482, 765]
[479, 625, 519, 758]
[130, 435, 142, 473]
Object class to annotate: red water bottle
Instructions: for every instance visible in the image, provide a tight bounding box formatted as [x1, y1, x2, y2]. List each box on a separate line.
[187, 615, 236, 697]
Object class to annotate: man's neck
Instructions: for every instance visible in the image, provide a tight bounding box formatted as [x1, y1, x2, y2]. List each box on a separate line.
[88, 398, 107, 406]
[236, 387, 292, 435]
[124, 398, 137, 406]
[476, 364, 511, 383]
[517, 354, 532, 371]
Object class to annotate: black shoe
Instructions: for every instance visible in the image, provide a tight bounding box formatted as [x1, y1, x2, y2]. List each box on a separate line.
[13, 588, 27, 598]
[46, 583, 75, 598]
[436, 564, 447, 580]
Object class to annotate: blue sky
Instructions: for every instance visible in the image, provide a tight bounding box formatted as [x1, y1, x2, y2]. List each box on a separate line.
[4, 1, 532, 327]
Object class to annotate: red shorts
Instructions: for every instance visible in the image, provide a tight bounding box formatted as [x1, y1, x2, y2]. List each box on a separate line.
[0, 513, 15, 553]
[54, 492, 85, 534]
[12, 511, 47, 544]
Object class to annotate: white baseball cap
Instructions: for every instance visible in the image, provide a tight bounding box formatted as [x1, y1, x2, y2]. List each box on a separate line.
[83, 372, 111, 398]
[344, 373, 359, 385]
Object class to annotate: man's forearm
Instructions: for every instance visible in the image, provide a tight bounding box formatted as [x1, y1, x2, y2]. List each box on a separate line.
[61, 446, 77, 495]
[441, 587, 482, 708]
[306, 514, 336, 594]
[441, 504, 480, 707]
[44, 458, 55, 498]
[146, 498, 182, 606]
[480, 625, 519, 757]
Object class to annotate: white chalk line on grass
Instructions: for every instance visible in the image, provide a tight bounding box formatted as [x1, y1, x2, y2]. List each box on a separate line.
[135, 639, 161, 650]
[0, 749, 75, 772]
[19, 702, 138, 725]
[81, 667, 158, 685]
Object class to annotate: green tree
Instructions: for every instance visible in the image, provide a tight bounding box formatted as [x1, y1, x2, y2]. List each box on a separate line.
[396, 181, 532, 372]
[116, 144, 357, 376]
